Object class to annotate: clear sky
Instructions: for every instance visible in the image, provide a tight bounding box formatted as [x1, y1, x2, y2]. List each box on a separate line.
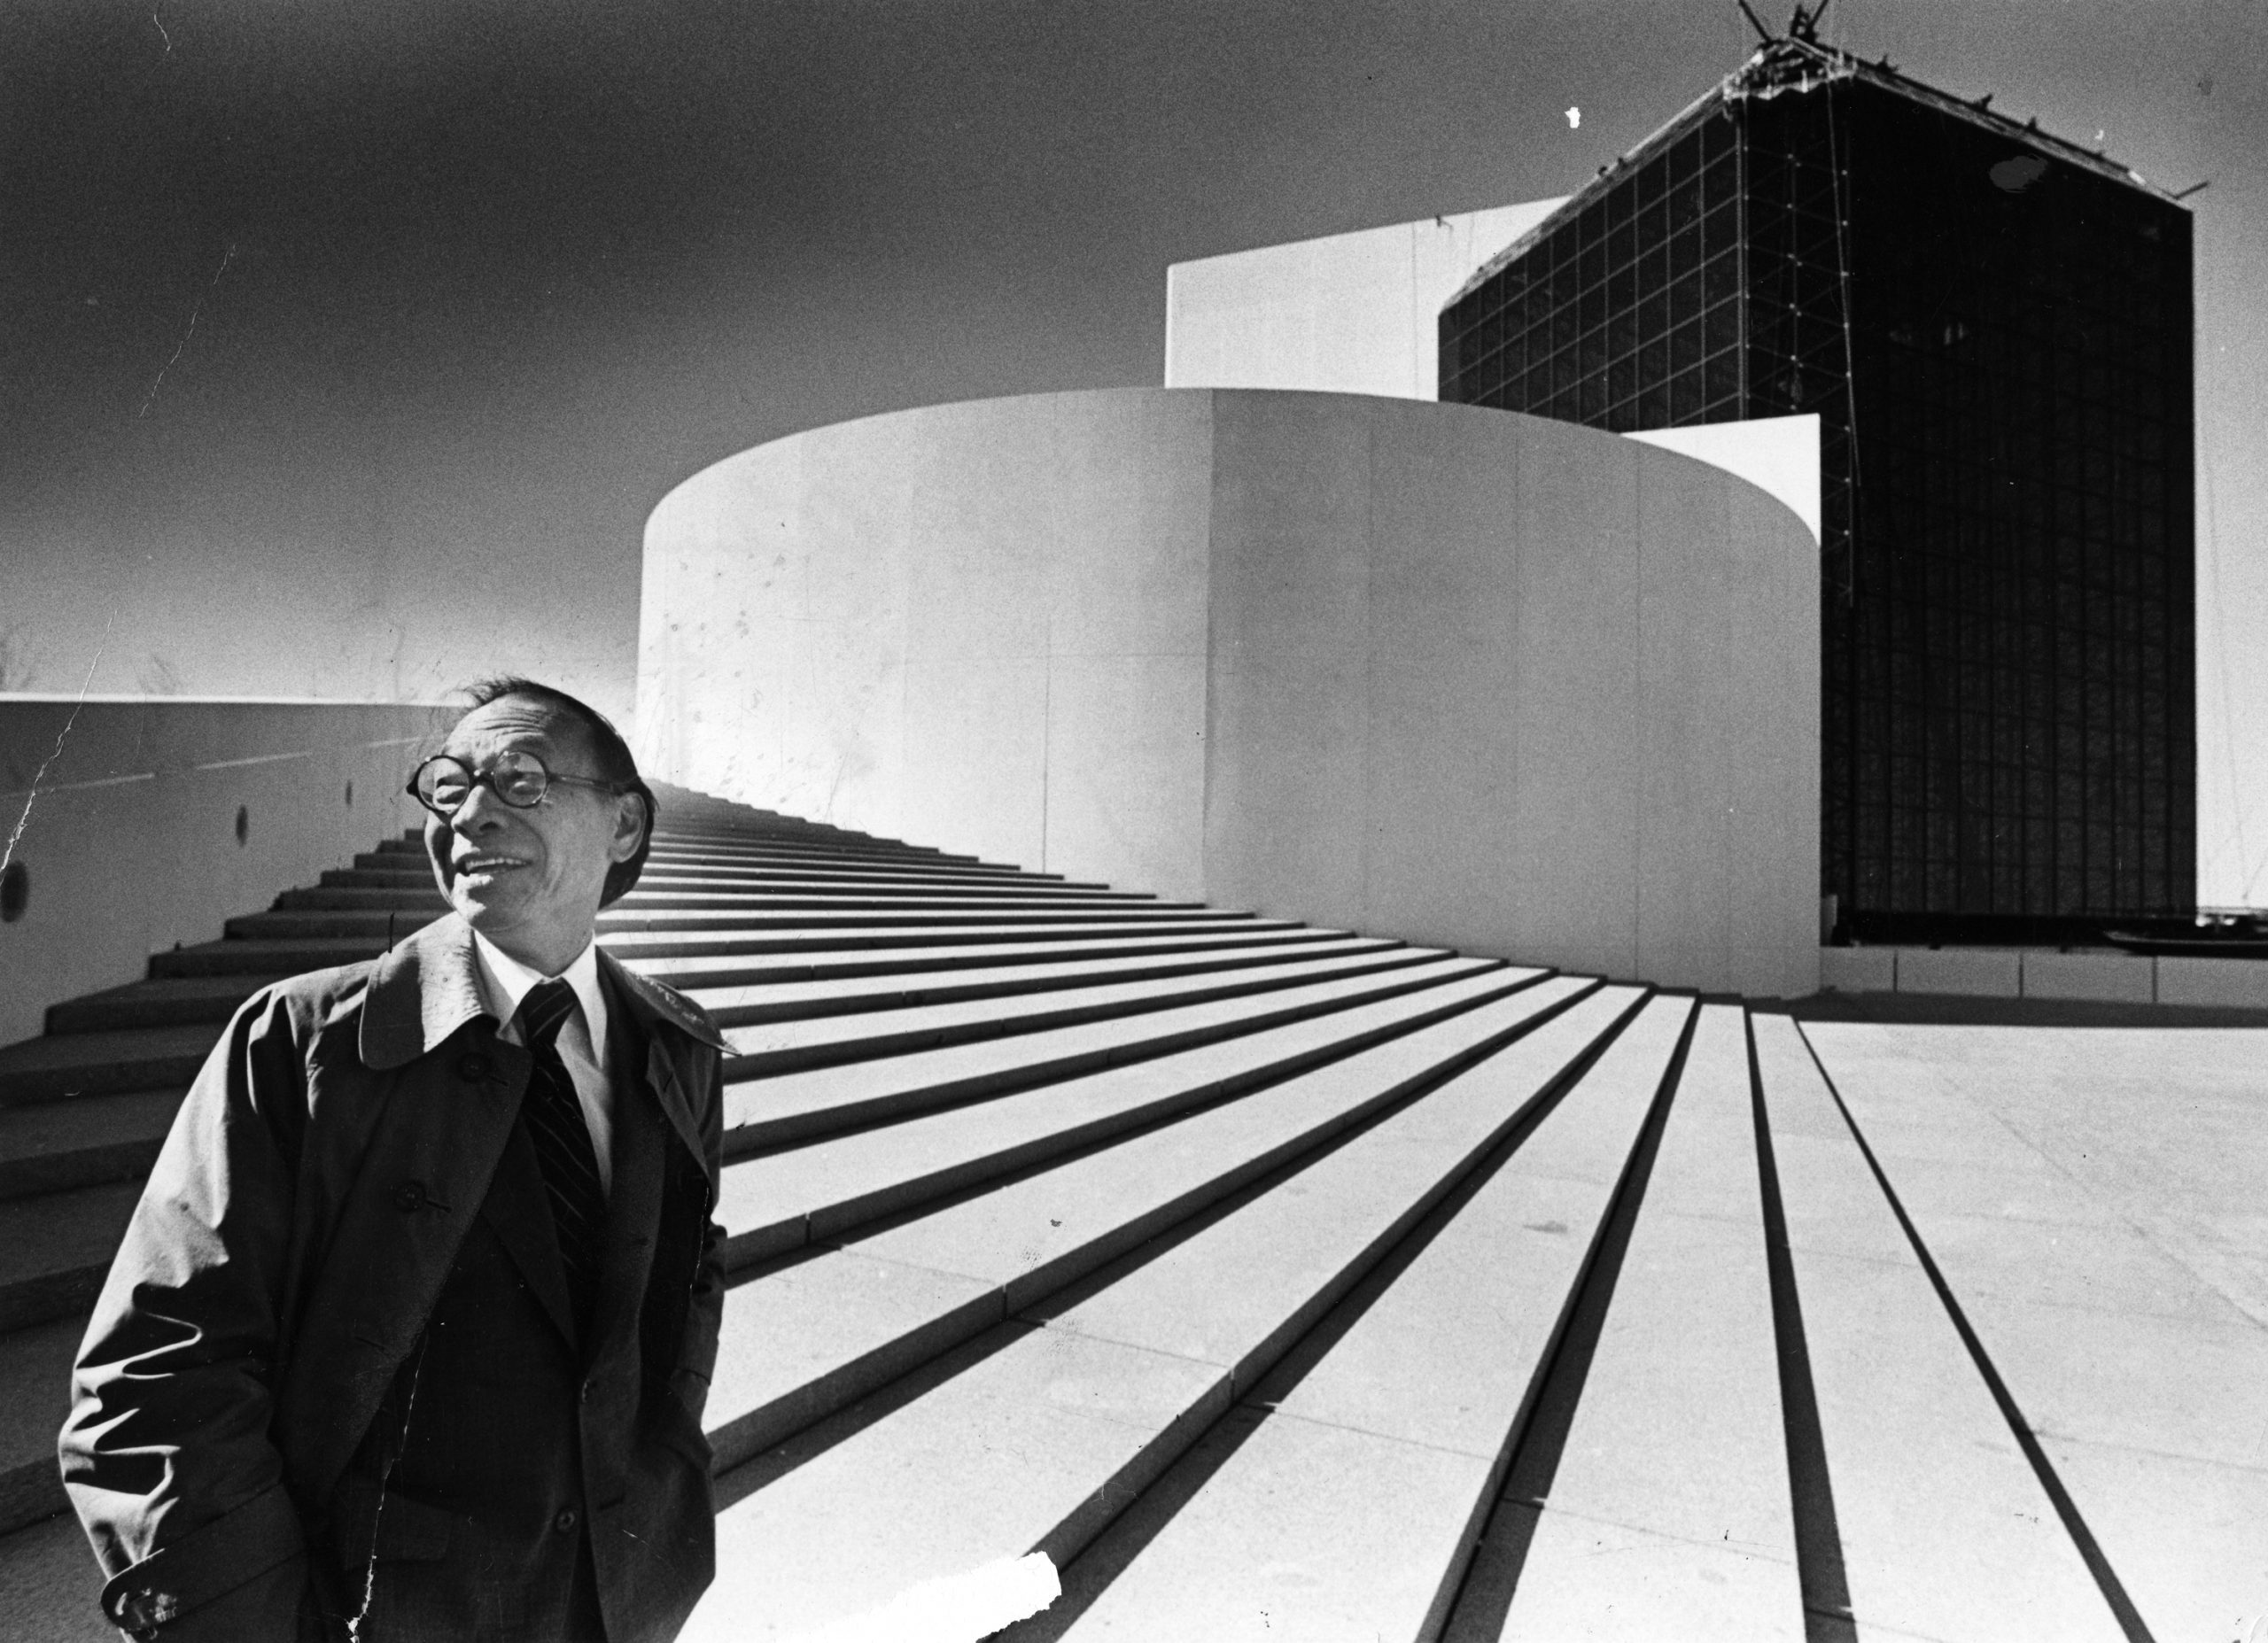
[4, 0, 2263, 901]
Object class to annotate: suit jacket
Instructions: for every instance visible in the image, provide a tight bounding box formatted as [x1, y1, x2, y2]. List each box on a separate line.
[59, 914, 732, 1641]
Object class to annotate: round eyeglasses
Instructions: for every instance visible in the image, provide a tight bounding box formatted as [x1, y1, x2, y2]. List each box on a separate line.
[405, 751, 628, 817]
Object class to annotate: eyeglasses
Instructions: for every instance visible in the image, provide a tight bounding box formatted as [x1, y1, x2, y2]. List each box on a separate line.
[405, 751, 628, 817]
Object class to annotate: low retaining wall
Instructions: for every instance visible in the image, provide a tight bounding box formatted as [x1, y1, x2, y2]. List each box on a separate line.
[1819, 945, 2268, 1010]
[0, 698, 454, 1046]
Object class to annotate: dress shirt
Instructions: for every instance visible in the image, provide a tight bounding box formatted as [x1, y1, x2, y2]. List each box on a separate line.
[470, 930, 616, 1199]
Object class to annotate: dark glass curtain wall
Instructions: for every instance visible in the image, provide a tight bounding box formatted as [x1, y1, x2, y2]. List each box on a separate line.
[1441, 50, 2194, 941]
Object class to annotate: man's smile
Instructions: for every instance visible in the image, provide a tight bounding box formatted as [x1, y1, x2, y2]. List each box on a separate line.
[455, 851, 533, 875]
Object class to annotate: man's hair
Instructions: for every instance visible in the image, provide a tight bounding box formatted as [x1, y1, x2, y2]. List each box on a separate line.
[458, 677, 656, 906]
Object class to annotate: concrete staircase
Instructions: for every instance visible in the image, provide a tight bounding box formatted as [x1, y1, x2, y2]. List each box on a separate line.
[0, 794, 2144, 1640]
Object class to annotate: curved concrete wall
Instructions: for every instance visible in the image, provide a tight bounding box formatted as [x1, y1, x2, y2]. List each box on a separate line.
[638, 389, 1818, 996]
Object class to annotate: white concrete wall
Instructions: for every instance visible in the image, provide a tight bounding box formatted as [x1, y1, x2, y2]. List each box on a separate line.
[1198, 397, 1819, 997]
[639, 388, 1821, 996]
[634, 391, 1216, 903]
[1162, 213, 1823, 547]
[0, 699, 454, 1045]
[1164, 203, 1565, 401]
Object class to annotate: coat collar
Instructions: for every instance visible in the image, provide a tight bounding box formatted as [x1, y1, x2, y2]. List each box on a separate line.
[594, 943, 731, 1055]
[597, 943, 728, 1190]
[359, 913, 728, 1071]
[358, 914, 487, 1071]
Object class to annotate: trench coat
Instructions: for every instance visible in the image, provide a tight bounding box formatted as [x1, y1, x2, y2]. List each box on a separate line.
[58, 913, 732, 1641]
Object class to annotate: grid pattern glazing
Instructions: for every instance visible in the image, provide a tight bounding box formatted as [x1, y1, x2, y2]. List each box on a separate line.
[1439, 54, 2193, 936]
[1821, 82, 2192, 926]
[1441, 109, 1744, 430]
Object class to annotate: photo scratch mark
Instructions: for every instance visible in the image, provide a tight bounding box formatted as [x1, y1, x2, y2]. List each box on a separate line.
[2, 608, 118, 873]
[138, 242, 237, 418]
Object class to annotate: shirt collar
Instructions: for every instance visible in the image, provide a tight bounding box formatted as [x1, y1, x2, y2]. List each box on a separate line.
[470, 928, 609, 1052]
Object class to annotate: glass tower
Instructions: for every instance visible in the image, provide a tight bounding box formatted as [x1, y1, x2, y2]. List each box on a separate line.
[1440, 39, 2194, 942]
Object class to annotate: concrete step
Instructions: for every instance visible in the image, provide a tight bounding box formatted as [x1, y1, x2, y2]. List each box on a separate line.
[641, 849, 994, 874]
[703, 974, 1604, 1460]
[686, 936, 1397, 1030]
[269, 885, 1169, 914]
[228, 905, 1231, 941]
[1044, 993, 1693, 1639]
[369, 833, 977, 867]
[268, 886, 447, 911]
[333, 863, 439, 883]
[0, 1025, 223, 1108]
[626, 879, 1153, 903]
[45, 977, 283, 1035]
[334, 860, 1088, 889]
[714, 968, 1573, 1267]
[43, 937, 1368, 1054]
[1460, 1004, 1805, 1639]
[221, 909, 446, 942]
[147, 936, 396, 978]
[612, 897, 1223, 921]
[4, 797, 1695, 1630]
[681, 985, 1645, 1638]
[0, 1183, 141, 1332]
[598, 918, 1293, 967]
[644, 833, 971, 861]
[0, 1089, 185, 1201]
[139, 920, 1297, 980]
[618, 884, 1172, 907]
[648, 840, 975, 867]
[273, 881, 1163, 914]
[640, 855, 1031, 882]
[641, 857, 1072, 884]
[641, 841, 1035, 866]
[650, 819, 952, 843]
[0, 1318, 85, 1536]
[0, 1508, 114, 1639]
[1749, 1014, 2126, 1641]
[22, 921, 1246, 1102]
[716, 945, 1447, 1080]
[610, 905, 1239, 936]
[626, 926, 1349, 995]
[719, 955, 1510, 1150]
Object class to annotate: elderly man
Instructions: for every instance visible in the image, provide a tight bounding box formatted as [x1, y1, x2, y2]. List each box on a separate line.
[60, 678, 729, 1642]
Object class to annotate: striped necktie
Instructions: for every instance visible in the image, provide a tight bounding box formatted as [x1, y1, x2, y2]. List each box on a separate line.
[514, 979, 605, 1334]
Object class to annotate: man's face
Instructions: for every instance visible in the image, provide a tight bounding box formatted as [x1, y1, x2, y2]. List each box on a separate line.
[422, 695, 645, 971]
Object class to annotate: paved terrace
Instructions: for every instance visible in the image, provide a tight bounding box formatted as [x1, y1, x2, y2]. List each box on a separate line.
[0, 794, 2261, 1640]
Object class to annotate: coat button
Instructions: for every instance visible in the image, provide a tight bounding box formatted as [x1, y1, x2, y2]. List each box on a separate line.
[554, 1507, 579, 1535]
[116, 1587, 180, 1628]
[456, 1052, 489, 1082]
[393, 1181, 426, 1213]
